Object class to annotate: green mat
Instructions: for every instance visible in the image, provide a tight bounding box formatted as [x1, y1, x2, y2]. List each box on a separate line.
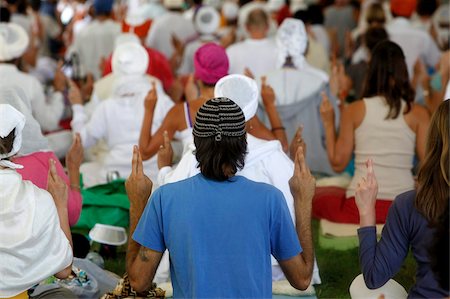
[73, 179, 130, 231]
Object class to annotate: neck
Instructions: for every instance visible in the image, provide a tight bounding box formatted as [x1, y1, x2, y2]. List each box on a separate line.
[199, 84, 215, 99]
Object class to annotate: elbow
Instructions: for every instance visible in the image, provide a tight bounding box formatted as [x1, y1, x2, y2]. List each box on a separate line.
[362, 272, 387, 289]
[291, 277, 312, 291]
[330, 162, 346, 173]
[55, 265, 72, 279]
[129, 273, 150, 293]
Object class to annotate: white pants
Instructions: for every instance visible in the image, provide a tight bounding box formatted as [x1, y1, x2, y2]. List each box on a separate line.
[349, 274, 408, 299]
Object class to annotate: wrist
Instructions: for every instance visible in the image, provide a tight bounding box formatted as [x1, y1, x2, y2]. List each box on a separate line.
[359, 211, 376, 227]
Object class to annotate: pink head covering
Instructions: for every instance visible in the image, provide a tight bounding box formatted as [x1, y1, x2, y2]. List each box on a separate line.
[194, 43, 229, 85]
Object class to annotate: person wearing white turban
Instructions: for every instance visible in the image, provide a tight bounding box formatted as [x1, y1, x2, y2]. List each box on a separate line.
[69, 42, 174, 187]
[0, 104, 73, 299]
[0, 23, 65, 134]
[257, 18, 340, 176]
[155, 74, 322, 286]
[177, 5, 221, 75]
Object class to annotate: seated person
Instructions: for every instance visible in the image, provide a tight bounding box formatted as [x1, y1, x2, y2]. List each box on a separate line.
[350, 101, 449, 298]
[69, 42, 174, 186]
[125, 98, 316, 296]
[0, 104, 73, 298]
[315, 40, 430, 224]
[0, 88, 82, 226]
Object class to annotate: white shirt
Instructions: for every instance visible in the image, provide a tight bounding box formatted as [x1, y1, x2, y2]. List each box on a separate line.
[0, 64, 64, 132]
[226, 38, 278, 78]
[444, 80, 450, 101]
[387, 18, 441, 78]
[145, 12, 197, 59]
[69, 19, 121, 79]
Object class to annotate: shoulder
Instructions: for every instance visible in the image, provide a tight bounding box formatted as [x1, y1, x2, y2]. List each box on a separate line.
[409, 103, 430, 121]
[238, 176, 285, 199]
[392, 190, 416, 212]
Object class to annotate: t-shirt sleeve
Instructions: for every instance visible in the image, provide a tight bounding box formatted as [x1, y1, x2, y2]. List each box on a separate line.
[357, 195, 410, 289]
[270, 190, 302, 261]
[132, 188, 166, 253]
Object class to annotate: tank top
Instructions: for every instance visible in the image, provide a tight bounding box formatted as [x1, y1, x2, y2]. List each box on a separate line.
[346, 96, 415, 200]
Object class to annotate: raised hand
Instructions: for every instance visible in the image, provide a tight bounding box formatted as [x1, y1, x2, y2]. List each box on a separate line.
[144, 81, 158, 110]
[66, 133, 83, 170]
[53, 60, 67, 93]
[126, 146, 152, 209]
[47, 159, 69, 209]
[67, 79, 83, 105]
[244, 67, 255, 79]
[157, 131, 174, 169]
[355, 159, 378, 227]
[261, 76, 276, 108]
[290, 126, 307, 161]
[320, 91, 335, 126]
[184, 74, 198, 103]
[289, 146, 316, 204]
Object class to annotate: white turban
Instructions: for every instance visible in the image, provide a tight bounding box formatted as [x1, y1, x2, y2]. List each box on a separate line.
[112, 42, 149, 76]
[0, 23, 29, 61]
[276, 18, 308, 69]
[222, 1, 239, 20]
[214, 74, 259, 121]
[0, 104, 25, 169]
[194, 6, 220, 35]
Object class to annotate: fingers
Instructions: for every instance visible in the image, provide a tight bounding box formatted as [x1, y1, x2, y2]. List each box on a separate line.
[49, 159, 58, 181]
[297, 146, 308, 175]
[57, 59, 64, 69]
[321, 91, 329, 104]
[163, 130, 170, 148]
[294, 125, 303, 140]
[366, 158, 375, 183]
[261, 76, 267, 86]
[151, 81, 157, 92]
[132, 145, 139, 175]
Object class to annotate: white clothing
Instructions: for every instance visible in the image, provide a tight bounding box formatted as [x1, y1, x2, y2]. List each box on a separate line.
[349, 274, 407, 299]
[157, 134, 321, 284]
[226, 38, 278, 78]
[237, 1, 278, 38]
[0, 169, 72, 297]
[11, 13, 32, 36]
[142, 2, 167, 20]
[346, 97, 415, 200]
[71, 80, 174, 186]
[386, 18, 441, 78]
[0, 64, 64, 133]
[69, 19, 121, 79]
[444, 80, 450, 101]
[145, 12, 196, 59]
[311, 24, 331, 55]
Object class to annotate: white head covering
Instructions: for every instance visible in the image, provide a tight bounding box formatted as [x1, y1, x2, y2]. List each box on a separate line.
[267, 0, 284, 12]
[0, 104, 25, 169]
[222, 1, 239, 20]
[289, 0, 307, 14]
[114, 33, 141, 49]
[126, 0, 150, 26]
[0, 23, 30, 61]
[214, 74, 259, 121]
[112, 42, 149, 76]
[0, 88, 49, 156]
[194, 6, 220, 35]
[276, 18, 307, 69]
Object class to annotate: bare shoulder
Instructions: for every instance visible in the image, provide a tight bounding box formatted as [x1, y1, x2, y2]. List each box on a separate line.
[344, 99, 366, 128]
[410, 104, 430, 121]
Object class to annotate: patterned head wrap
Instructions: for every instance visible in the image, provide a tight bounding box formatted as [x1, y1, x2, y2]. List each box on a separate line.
[193, 97, 246, 142]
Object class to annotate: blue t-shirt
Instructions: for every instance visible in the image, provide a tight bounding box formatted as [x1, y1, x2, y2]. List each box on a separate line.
[133, 174, 302, 298]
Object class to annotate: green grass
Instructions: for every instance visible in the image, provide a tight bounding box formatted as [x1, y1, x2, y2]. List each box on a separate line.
[102, 220, 417, 298]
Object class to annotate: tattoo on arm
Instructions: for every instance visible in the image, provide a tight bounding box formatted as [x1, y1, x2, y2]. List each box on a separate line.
[139, 247, 151, 262]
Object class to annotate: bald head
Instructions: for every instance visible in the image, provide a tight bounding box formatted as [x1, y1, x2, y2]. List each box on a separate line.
[246, 8, 269, 34]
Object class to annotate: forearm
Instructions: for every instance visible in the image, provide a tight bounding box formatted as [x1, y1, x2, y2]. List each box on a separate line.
[56, 206, 73, 249]
[126, 204, 146, 272]
[139, 108, 156, 160]
[265, 104, 288, 151]
[294, 200, 314, 278]
[323, 123, 338, 167]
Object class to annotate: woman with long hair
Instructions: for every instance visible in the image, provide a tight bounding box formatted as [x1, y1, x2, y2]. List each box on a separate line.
[350, 100, 449, 298]
[314, 40, 430, 224]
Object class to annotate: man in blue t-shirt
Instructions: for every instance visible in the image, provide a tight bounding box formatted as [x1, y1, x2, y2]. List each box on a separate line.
[125, 97, 316, 298]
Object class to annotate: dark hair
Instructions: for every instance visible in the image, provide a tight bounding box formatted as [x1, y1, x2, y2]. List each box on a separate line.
[415, 101, 449, 224]
[29, 0, 41, 12]
[364, 27, 388, 53]
[362, 40, 414, 119]
[428, 210, 449, 291]
[0, 6, 11, 22]
[293, 9, 310, 24]
[416, 0, 437, 17]
[308, 5, 324, 24]
[194, 135, 247, 181]
[365, 3, 385, 26]
[0, 129, 15, 156]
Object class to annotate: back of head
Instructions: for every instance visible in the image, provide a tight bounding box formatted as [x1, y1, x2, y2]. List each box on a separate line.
[362, 40, 414, 119]
[214, 74, 259, 121]
[390, 0, 416, 18]
[194, 5, 220, 35]
[276, 18, 307, 68]
[0, 103, 25, 164]
[415, 101, 449, 225]
[416, 0, 437, 17]
[307, 4, 324, 25]
[112, 42, 149, 76]
[0, 22, 29, 62]
[93, 0, 114, 16]
[364, 27, 388, 54]
[0, 6, 11, 23]
[194, 43, 229, 85]
[246, 8, 269, 31]
[193, 97, 247, 181]
[365, 2, 385, 27]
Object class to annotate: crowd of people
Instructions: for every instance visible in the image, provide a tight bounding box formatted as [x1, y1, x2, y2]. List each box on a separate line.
[0, 0, 449, 298]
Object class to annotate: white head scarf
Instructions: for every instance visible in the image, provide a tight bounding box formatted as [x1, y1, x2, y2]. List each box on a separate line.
[194, 5, 220, 36]
[0, 23, 30, 61]
[276, 18, 308, 69]
[0, 104, 25, 169]
[214, 74, 259, 121]
[0, 88, 49, 156]
[112, 42, 149, 77]
[222, 1, 239, 20]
